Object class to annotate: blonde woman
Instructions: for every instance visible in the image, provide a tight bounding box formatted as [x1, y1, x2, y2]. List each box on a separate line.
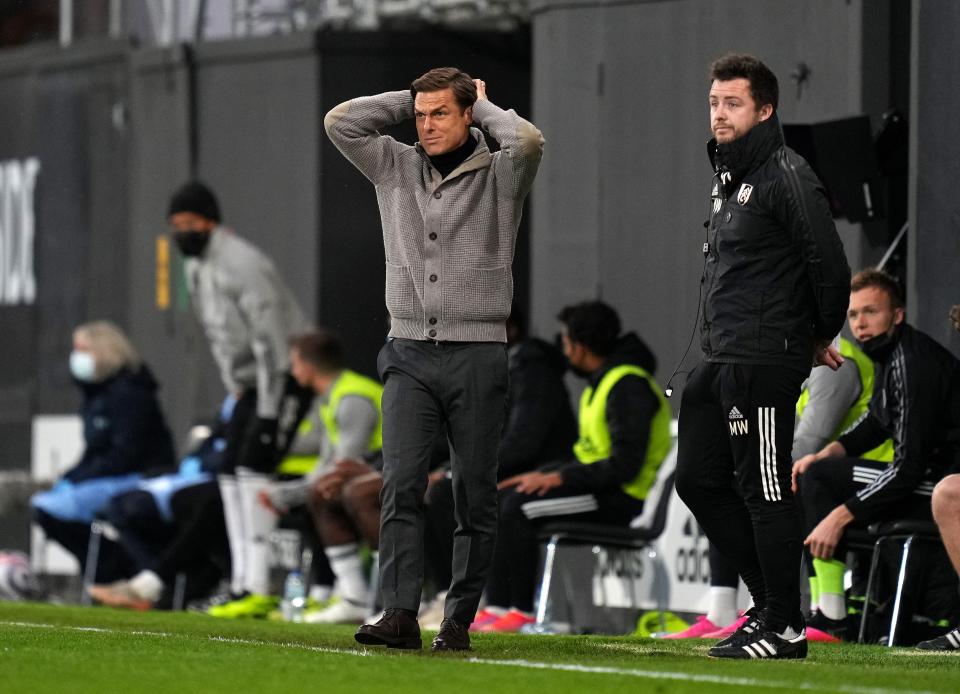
[31, 321, 175, 582]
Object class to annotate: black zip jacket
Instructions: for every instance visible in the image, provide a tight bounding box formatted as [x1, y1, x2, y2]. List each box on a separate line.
[64, 365, 177, 483]
[558, 332, 660, 495]
[700, 115, 851, 370]
[839, 324, 960, 520]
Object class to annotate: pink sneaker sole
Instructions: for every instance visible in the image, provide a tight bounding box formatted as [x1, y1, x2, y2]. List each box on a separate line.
[806, 627, 842, 643]
[701, 615, 748, 639]
[662, 616, 721, 639]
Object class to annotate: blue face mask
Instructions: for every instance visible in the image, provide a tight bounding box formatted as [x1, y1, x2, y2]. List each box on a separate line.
[69, 350, 97, 382]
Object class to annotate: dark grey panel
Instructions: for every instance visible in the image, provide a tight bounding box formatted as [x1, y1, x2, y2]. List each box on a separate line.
[126, 47, 201, 450]
[194, 33, 320, 320]
[911, 0, 960, 357]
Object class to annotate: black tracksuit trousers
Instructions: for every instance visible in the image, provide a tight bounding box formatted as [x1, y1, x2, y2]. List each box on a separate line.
[676, 361, 808, 633]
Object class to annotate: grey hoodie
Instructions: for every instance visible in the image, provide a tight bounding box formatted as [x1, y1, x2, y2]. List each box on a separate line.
[184, 227, 308, 418]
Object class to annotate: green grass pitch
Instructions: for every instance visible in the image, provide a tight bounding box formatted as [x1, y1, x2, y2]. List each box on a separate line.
[1, 601, 958, 693]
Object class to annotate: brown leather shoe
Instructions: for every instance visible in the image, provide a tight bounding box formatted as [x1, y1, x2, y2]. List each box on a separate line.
[355, 608, 422, 650]
[431, 618, 471, 652]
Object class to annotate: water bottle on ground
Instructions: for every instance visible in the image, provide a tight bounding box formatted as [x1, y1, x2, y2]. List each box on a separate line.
[282, 569, 306, 623]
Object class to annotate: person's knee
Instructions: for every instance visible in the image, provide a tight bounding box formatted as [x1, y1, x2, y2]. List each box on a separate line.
[342, 474, 382, 512]
[932, 474, 960, 522]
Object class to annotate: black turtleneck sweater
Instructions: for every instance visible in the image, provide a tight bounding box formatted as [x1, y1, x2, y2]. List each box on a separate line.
[428, 134, 477, 179]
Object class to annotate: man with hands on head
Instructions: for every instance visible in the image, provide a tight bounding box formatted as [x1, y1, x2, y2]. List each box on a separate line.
[793, 269, 960, 636]
[325, 67, 543, 651]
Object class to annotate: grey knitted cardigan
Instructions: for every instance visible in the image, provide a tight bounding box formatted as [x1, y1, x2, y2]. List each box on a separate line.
[324, 91, 544, 343]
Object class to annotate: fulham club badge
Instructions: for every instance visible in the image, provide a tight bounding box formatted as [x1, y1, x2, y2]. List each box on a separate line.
[737, 183, 754, 205]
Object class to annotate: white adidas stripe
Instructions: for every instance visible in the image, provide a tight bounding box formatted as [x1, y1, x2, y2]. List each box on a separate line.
[947, 630, 960, 648]
[758, 408, 781, 502]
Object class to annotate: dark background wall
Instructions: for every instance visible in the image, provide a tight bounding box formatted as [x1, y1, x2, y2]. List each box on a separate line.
[0, 41, 129, 464]
[909, 0, 960, 356]
[528, 0, 914, 400]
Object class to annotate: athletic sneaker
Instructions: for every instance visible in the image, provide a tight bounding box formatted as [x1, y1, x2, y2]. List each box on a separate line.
[207, 593, 278, 619]
[916, 626, 960, 651]
[304, 598, 368, 624]
[709, 618, 807, 660]
[88, 580, 152, 611]
[470, 607, 505, 632]
[662, 615, 721, 639]
[475, 609, 536, 633]
[708, 608, 761, 646]
[805, 610, 846, 642]
[188, 589, 246, 614]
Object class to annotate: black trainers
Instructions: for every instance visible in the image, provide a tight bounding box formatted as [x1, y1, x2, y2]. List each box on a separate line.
[709, 616, 808, 660]
[917, 626, 960, 651]
[431, 618, 471, 652]
[355, 608, 422, 650]
[712, 607, 764, 649]
[806, 610, 849, 641]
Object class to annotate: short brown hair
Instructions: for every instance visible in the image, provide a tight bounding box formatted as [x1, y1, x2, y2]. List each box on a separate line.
[710, 53, 779, 113]
[290, 329, 344, 373]
[851, 268, 905, 309]
[411, 67, 477, 111]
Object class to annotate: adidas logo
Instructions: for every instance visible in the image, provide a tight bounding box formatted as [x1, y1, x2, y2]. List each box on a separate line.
[728, 406, 744, 420]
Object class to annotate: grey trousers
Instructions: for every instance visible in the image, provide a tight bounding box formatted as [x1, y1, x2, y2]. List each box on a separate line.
[377, 338, 508, 625]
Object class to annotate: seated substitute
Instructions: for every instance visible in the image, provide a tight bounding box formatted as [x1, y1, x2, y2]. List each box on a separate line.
[479, 300, 670, 632]
[259, 329, 384, 624]
[31, 321, 175, 583]
[792, 269, 960, 636]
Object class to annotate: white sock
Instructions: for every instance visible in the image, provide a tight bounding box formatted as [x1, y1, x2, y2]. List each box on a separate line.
[819, 592, 846, 620]
[218, 474, 246, 595]
[237, 468, 277, 596]
[778, 624, 803, 640]
[325, 543, 367, 605]
[130, 570, 164, 602]
[706, 586, 739, 627]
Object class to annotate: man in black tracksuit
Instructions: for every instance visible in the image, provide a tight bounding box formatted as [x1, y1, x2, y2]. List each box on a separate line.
[793, 269, 960, 634]
[675, 54, 851, 660]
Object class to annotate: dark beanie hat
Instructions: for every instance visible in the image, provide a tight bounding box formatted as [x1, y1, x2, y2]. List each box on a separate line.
[168, 181, 221, 223]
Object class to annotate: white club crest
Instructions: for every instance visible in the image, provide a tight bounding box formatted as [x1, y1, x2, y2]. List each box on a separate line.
[737, 183, 754, 205]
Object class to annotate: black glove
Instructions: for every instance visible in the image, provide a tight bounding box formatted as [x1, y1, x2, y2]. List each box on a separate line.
[236, 417, 280, 473]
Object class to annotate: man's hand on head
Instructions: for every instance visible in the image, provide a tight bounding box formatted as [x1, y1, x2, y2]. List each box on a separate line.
[474, 79, 487, 101]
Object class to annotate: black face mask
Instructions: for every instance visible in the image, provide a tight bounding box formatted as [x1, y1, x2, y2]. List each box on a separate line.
[172, 230, 211, 257]
[858, 327, 900, 360]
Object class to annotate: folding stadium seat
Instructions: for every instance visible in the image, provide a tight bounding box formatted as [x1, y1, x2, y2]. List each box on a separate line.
[855, 520, 944, 646]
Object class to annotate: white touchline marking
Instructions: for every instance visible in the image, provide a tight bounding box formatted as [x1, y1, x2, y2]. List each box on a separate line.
[0, 621, 943, 694]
